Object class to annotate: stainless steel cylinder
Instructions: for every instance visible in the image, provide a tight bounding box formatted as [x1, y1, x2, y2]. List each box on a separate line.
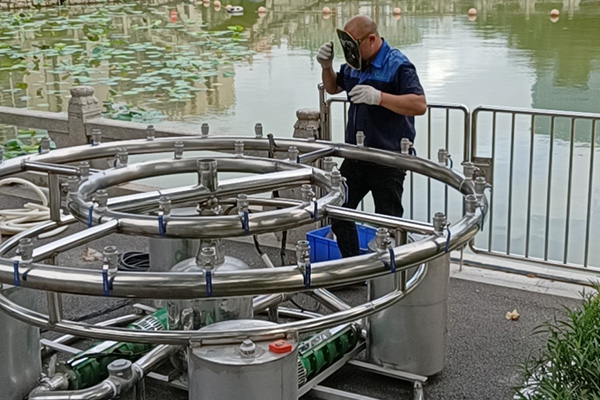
[367, 253, 450, 376]
[0, 286, 42, 399]
[168, 250, 253, 330]
[198, 159, 218, 192]
[149, 237, 199, 272]
[188, 320, 298, 400]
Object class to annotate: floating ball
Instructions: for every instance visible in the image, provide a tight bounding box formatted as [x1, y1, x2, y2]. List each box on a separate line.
[225, 4, 232, 10]
[322, 6, 331, 14]
[393, 7, 402, 15]
[550, 9, 560, 16]
[258, 6, 266, 13]
[213, 0, 220, 6]
[468, 8, 477, 15]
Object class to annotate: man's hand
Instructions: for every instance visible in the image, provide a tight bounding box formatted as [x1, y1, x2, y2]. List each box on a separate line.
[349, 85, 382, 106]
[317, 42, 334, 69]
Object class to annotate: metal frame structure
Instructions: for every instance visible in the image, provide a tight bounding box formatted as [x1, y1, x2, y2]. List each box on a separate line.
[0, 131, 486, 399]
[319, 84, 600, 277]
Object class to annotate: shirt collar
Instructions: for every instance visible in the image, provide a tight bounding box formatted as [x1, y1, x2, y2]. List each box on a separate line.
[371, 39, 390, 69]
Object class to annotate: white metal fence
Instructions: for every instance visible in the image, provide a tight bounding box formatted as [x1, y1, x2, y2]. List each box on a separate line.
[319, 84, 600, 273]
[1, 85, 600, 275]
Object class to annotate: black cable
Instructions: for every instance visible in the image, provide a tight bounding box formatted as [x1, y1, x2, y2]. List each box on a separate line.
[253, 235, 264, 256]
[72, 301, 131, 322]
[280, 230, 287, 265]
[290, 295, 320, 314]
[118, 251, 150, 272]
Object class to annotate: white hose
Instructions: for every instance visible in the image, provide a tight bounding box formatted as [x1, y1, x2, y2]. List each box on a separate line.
[0, 178, 68, 239]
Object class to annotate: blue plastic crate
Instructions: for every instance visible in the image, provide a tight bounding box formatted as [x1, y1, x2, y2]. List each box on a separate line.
[306, 225, 377, 262]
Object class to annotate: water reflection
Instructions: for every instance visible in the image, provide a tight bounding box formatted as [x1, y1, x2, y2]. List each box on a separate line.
[0, 0, 599, 134]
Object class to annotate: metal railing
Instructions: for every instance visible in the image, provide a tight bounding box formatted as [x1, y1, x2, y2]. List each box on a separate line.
[318, 84, 470, 223]
[1, 86, 599, 273]
[470, 106, 600, 271]
[319, 84, 600, 273]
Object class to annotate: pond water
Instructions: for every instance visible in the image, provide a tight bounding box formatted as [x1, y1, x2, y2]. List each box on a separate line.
[1, 0, 599, 135]
[1, 0, 600, 266]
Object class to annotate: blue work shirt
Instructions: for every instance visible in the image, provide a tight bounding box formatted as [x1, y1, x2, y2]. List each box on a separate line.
[336, 39, 424, 152]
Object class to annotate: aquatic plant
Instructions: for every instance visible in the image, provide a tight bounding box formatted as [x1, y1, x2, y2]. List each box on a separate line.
[1, 129, 56, 159]
[0, 4, 253, 118]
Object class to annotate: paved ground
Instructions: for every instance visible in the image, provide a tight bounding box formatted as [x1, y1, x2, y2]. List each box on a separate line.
[0, 189, 587, 399]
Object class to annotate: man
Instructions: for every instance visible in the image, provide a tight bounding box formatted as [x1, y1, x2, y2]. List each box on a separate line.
[317, 15, 427, 257]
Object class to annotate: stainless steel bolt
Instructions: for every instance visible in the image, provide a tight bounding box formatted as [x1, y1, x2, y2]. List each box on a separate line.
[78, 162, 90, 180]
[433, 212, 447, 236]
[91, 129, 101, 146]
[174, 141, 184, 159]
[234, 141, 244, 156]
[288, 146, 299, 163]
[146, 125, 155, 141]
[356, 131, 365, 147]
[465, 194, 478, 215]
[198, 159, 218, 192]
[255, 123, 263, 138]
[239, 339, 256, 356]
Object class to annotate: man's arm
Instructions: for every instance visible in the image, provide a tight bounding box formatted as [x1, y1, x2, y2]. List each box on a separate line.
[349, 85, 427, 116]
[379, 93, 427, 116]
[322, 66, 343, 95]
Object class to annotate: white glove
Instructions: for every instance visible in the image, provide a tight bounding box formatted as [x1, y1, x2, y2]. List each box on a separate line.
[349, 85, 382, 106]
[317, 41, 334, 69]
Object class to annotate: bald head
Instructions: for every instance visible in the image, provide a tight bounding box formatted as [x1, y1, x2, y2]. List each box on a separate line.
[343, 15, 382, 64]
[344, 15, 378, 40]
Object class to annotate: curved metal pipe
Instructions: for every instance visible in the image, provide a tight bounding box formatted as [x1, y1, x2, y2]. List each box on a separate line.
[2, 137, 474, 196]
[29, 381, 115, 400]
[0, 264, 427, 345]
[311, 289, 351, 312]
[0, 135, 486, 346]
[29, 345, 174, 400]
[252, 293, 291, 314]
[277, 306, 322, 320]
[0, 216, 76, 257]
[42, 313, 141, 358]
[0, 210, 480, 299]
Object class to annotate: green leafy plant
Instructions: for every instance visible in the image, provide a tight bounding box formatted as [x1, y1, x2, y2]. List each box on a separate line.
[515, 284, 600, 399]
[1, 129, 56, 159]
[102, 101, 166, 124]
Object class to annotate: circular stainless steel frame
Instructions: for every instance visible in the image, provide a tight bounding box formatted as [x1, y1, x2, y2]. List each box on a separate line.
[70, 157, 344, 238]
[0, 136, 487, 344]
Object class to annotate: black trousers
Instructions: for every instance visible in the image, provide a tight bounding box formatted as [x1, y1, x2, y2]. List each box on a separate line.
[331, 160, 406, 258]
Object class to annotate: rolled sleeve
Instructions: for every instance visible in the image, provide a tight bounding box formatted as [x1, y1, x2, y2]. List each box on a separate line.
[398, 64, 424, 96]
